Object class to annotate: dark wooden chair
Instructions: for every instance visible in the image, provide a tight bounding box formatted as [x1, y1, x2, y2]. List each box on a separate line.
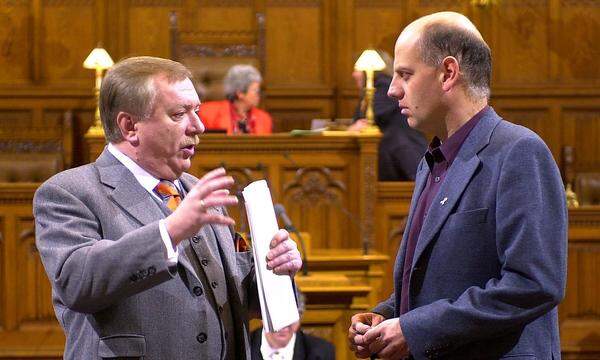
[0, 110, 73, 182]
[169, 11, 265, 101]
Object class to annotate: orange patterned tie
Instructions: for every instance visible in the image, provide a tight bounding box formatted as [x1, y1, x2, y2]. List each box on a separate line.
[154, 180, 182, 211]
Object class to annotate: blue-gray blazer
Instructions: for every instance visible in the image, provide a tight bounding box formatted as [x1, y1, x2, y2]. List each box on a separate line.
[374, 107, 568, 359]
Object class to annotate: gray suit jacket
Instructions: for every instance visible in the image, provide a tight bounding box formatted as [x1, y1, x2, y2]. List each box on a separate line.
[34, 148, 258, 359]
[374, 107, 567, 359]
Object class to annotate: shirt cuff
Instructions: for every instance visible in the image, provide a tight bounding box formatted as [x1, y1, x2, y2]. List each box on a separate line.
[159, 219, 179, 265]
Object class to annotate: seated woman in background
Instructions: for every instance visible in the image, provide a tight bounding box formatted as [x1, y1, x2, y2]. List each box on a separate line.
[199, 64, 273, 134]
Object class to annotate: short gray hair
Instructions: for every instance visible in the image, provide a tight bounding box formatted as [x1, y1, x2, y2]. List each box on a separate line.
[418, 22, 492, 100]
[223, 64, 262, 101]
[99, 56, 192, 143]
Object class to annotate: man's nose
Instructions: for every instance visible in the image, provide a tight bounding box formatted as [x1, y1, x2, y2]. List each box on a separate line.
[190, 111, 205, 134]
[387, 84, 404, 100]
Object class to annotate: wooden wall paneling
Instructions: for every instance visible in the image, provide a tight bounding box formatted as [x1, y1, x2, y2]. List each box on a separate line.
[0, 96, 96, 168]
[2, 189, 26, 331]
[563, 107, 600, 173]
[334, 0, 352, 117]
[341, 1, 404, 122]
[1, 212, 17, 331]
[194, 1, 255, 32]
[40, 0, 97, 87]
[0, 215, 3, 330]
[488, 0, 551, 87]
[16, 215, 55, 329]
[0, 0, 32, 87]
[406, 0, 473, 22]
[0, 184, 64, 357]
[264, 0, 327, 87]
[0, 109, 34, 135]
[491, 103, 559, 158]
[32, 0, 41, 83]
[353, 1, 403, 61]
[124, 0, 183, 58]
[42, 110, 67, 138]
[556, 0, 600, 86]
[490, 96, 600, 174]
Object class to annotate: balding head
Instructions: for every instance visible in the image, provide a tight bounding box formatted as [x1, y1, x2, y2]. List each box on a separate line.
[401, 12, 483, 41]
[399, 11, 491, 99]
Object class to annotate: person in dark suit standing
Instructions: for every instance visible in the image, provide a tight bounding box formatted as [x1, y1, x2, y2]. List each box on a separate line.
[251, 290, 335, 360]
[351, 51, 427, 181]
[348, 12, 567, 359]
[34, 56, 302, 359]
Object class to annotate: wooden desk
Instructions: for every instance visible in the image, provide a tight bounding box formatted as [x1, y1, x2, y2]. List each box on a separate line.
[86, 133, 381, 252]
[253, 249, 388, 360]
[560, 207, 600, 358]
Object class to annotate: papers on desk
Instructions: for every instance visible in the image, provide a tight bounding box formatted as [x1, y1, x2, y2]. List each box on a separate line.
[242, 180, 299, 332]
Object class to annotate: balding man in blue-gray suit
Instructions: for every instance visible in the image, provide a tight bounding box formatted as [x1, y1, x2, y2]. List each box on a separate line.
[349, 12, 567, 360]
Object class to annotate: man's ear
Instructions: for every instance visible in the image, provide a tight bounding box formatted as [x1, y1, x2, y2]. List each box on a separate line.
[116, 112, 139, 146]
[440, 56, 460, 92]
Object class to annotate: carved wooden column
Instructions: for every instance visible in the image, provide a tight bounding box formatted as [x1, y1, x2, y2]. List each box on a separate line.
[356, 133, 381, 254]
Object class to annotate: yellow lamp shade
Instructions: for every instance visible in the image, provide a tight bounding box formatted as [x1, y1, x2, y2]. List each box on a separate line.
[354, 49, 386, 71]
[83, 48, 114, 70]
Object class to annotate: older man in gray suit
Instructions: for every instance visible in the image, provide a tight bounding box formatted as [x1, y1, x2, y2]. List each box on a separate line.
[349, 12, 567, 359]
[34, 56, 302, 359]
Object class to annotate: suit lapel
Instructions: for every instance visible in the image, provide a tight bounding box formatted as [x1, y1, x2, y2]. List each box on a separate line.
[411, 156, 480, 268]
[96, 148, 165, 227]
[292, 331, 306, 360]
[97, 150, 207, 282]
[177, 239, 203, 282]
[411, 108, 501, 269]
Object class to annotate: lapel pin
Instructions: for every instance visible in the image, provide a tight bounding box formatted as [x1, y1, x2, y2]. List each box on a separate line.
[440, 197, 448, 205]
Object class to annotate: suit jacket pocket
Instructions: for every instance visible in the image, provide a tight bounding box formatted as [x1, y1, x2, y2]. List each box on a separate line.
[98, 334, 146, 358]
[446, 207, 488, 230]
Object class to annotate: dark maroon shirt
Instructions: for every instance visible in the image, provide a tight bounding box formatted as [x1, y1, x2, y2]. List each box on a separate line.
[399, 106, 490, 315]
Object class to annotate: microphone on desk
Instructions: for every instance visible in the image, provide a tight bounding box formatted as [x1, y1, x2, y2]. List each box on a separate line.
[274, 203, 308, 276]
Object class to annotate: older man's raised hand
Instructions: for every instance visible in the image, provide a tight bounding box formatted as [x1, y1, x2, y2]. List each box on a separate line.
[165, 167, 238, 245]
